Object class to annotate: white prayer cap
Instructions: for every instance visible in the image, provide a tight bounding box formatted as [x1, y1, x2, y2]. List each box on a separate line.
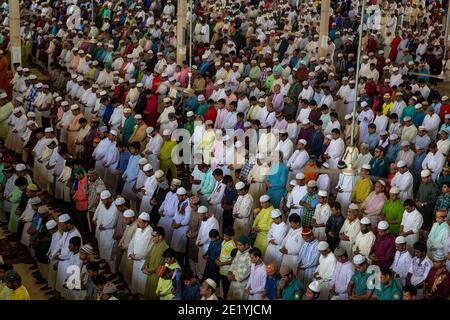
[55, 96, 63, 102]
[256, 153, 265, 160]
[418, 126, 427, 131]
[318, 190, 328, 197]
[296, 172, 305, 180]
[307, 180, 317, 188]
[204, 278, 217, 290]
[100, 190, 112, 200]
[308, 281, 321, 293]
[146, 127, 154, 136]
[26, 120, 35, 126]
[80, 244, 94, 255]
[322, 162, 330, 169]
[134, 114, 143, 120]
[389, 186, 400, 194]
[15, 163, 26, 171]
[36, 83, 43, 89]
[289, 180, 297, 186]
[26, 111, 35, 118]
[235, 181, 245, 190]
[44, 127, 54, 133]
[172, 178, 182, 186]
[45, 219, 58, 230]
[76, 76, 84, 82]
[61, 101, 69, 106]
[198, 206, 208, 214]
[198, 95, 205, 102]
[353, 254, 365, 265]
[260, 194, 270, 203]
[400, 140, 410, 147]
[176, 187, 187, 195]
[22, 68, 30, 72]
[109, 129, 118, 136]
[30, 197, 41, 205]
[16, 96, 23, 103]
[378, 220, 389, 230]
[100, 90, 107, 96]
[403, 116, 412, 121]
[28, 74, 37, 80]
[361, 217, 371, 225]
[421, 169, 431, 177]
[270, 209, 282, 218]
[302, 81, 309, 86]
[138, 158, 148, 165]
[0, 92, 7, 99]
[129, 79, 136, 84]
[361, 101, 368, 107]
[396, 160, 407, 168]
[143, 164, 153, 172]
[344, 114, 352, 120]
[123, 209, 135, 218]
[395, 236, 406, 244]
[186, 111, 194, 117]
[13, 108, 21, 114]
[302, 119, 310, 125]
[163, 129, 172, 136]
[415, 103, 422, 110]
[58, 213, 71, 223]
[298, 139, 307, 146]
[442, 96, 449, 101]
[114, 197, 126, 206]
[349, 203, 359, 211]
[223, 135, 231, 142]
[318, 241, 329, 251]
[70, 104, 80, 111]
[136, 83, 143, 88]
[139, 212, 150, 221]
[361, 164, 371, 170]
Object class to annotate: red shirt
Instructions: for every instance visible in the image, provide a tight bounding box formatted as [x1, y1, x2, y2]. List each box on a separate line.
[74, 177, 88, 211]
[424, 267, 450, 300]
[204, 105, 217, 124]
[439, 103, 450, 121]
[144, 94, 158, 127]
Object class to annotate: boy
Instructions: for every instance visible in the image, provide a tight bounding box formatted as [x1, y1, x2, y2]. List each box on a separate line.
[203, 229, 222, 284]
[217, 226, 236, 299]
[181, 268, 201, 300]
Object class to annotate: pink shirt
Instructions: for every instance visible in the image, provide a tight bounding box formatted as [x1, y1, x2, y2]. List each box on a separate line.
[361, 191, 387, 216]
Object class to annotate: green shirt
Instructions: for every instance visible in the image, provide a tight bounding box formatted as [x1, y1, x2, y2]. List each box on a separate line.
[374, 279, 402, 300]
[184, 121, 194, 135]
[282, 278, 303, 300]
[401, 105, 415, 121]
[196, 103, 209, 117]
[350, 270, 371, 296]
[382, 199, 404, 236]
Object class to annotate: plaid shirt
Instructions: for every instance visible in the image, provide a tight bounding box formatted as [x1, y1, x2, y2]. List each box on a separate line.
[240, 160, 254, 182]
[435, 193, 450, 212]
[28, 84, 37, 112]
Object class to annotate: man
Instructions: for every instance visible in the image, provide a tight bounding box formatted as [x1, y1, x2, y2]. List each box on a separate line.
[424, 250, 450, 300]
[171, 187, 191, 264]
[313, 241, 336, 299]
[406, 241, 432, 299]
[128, 212, 153, 296]
[368, 146, 388, 178]
[329, 247, 354, 300]
[142, 227, 168, 300]
[416, 169, 439, 232]
[391, 160, 413, 201]
[128, 114, 148, 150]
[227, 236, 252, 300]
[400, 199, 424, 253]
[277, 265, 303, 300]
[196, 205, 219, 279]
[157, 178, 181, 244]
[351, 165, 373, 206]
[280, 213, 304, 271]
[93, 190, 118, 272]
[264, 209, 289, 268]
[252, 195, 274, 256]
[54, 214, 81, 298]
[339, 204, 361, 257]
[296, 227, 319, 288]
[370, 221, 396, 269]
[245, 247, 266, 300]
[422, 142, 445, 182]
[326, 202, 345, 250]
[381, 186, 404, 236]
[208, 169, 226, 233]
[4, 270, 30, 300]
[232, 181, 253, 240]
[352, 217, 376, 259]
[360, 180, 387, 230]
[117, 209, 138, 285]
[371, 268, 402, 300]
[159, 129, 177, 179]
[426, 209, 449, 260]
[390, 236, 413, 286]
[348, 255, 373, 300]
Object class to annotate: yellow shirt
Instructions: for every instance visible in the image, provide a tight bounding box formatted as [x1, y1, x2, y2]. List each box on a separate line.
[253, 205, 274, 255]
[9, 285, 30, 300]
[219, 239, 237, 276]
[382, 102, 394, 116]
[351, 177, 373, 205]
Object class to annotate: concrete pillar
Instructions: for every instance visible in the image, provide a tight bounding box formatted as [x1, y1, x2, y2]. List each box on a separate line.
[318, 0, 331, 59]
[9, 0, 21, 67]
[176, 0, 187, 65]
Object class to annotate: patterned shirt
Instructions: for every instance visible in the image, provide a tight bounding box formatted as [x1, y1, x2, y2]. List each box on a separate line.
[301, 192, 318, 228]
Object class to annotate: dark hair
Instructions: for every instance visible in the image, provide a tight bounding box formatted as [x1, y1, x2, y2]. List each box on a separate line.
[288, 213, 301, 224]
[403, 199, 415, 208]
[15, 177, 28, 187]
[230, 248, 238, 258]
[380, 267, 392, 276]
[181, 268, 195, 281]
[403, 284, 417, 296]
[413, 241, 427, 252]
[0, 262, 13, 271]
[223, 175, 234, 184]
[330, 112, 338, 118]
[389, 113, 398, 119]
[224, 226, 235, 236]
[331, 202, 341, 211]
[155, 226, 165, 237]
[331, 128, 340, 135]
[69, 236, 81, 248]
[86, 261, 100, 272]
[79, 117, 87, 124]
[237, 112, 244, 118]
[249, 247, 262, 257]
[163, 248, 177, 259]
[129, 141, 141, 150]
[212, 168, 223, 177]
[375, 146, 385, 154]
[368, 123, 376, 130]
[209, 229, 220, 238]
[93, 274, 107, 285]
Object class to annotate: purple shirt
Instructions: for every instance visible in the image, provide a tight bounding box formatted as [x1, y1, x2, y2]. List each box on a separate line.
[272, 92, 285, 112]
[370, 234, 396, 269]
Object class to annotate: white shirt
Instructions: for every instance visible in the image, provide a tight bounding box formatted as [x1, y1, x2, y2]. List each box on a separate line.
[391, 171, 414, 201]
[196, 216, 220, 254]
[400, 209, 423, 235]
[390, 250, 413, 285]
[276, 139, 294, 163]
[287, 149, 309, 172]
[315, 253, 336, 282]
[422, 151, 445, 181]
[330, 261, 354, 294]
[408, 256, 432, 286]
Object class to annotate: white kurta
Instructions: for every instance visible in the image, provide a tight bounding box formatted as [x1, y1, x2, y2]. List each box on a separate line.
[157, 191, 178, 244]
[400, 209, 423, 253]
[139, 175, 158, 214]
[391, 171, 413, 201]
[264, 222, 289, 268]
[128, 225, 153, 295]
[390, 249, 413, 286]
[315, 252, 336, 299]
[338, 218, 361, 257]
[93, 202, 118, 267]
[170, 199, 192, 253]
[55, 228, 81, 294]
[281, 227, 304, 271]
[313, 203, 331, 241]
[352, 231, 376, 259]
[329, 261, 354, 300]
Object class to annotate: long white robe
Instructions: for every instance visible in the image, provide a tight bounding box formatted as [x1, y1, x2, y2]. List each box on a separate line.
[157, 191, 178, 244]
[139, 175, 158, 214]
[118, 220, 138, 285]
[19, 200, 35, 247]
[315, 253, 336, 299]
[196, 216, 219, 276]
[390, 249, 413, 286]
[92, 138, 110, 180]
[335, 172, 358, 214]
[422, 151, 446, 182]
[55, 228, 81, 295]
[352, 231, 376, 259]
[400, 209, 423, 253]
[338, 218, 361, 257]
[325, 138, 345, 169]
[232, 194, 253, 240]
[128, 225, 153, 295]
[93, 202, 118, 268]
[313, 203, 331, 241]
[280, 227, 304, 271]
[264, 222, 289, 268]
[391, 171, 414, 201]
[329, 260, 354, 300]
[170, 198, 191, 253]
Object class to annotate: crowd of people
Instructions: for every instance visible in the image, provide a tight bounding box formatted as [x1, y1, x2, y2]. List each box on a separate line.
[0, 0, 449, 301]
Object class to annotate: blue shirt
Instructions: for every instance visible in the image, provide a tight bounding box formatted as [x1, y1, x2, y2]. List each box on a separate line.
[182, 283, 201, 300]
[412, 152, 427, 176]
[385, 143, 401, 164]
[122, 154, 140, 183]
[364, 133, 380, 151]
[412, 111, 425, 128]
[369, 157, 388, 178]
[117, 151, 131, 174]
[265, 275, 281, 300]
